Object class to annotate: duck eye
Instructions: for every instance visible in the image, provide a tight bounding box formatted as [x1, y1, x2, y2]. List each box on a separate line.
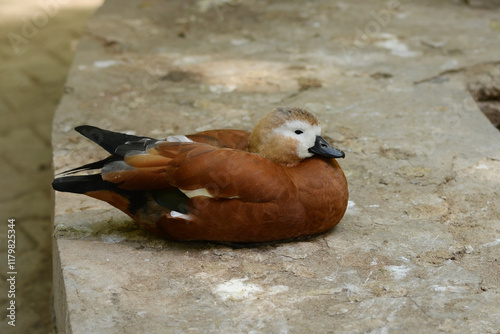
[294, 130, 303, 135]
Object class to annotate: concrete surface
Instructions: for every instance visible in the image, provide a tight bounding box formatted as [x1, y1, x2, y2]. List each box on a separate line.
[51, 0, 500, 333]
[0, 1, 102, 333]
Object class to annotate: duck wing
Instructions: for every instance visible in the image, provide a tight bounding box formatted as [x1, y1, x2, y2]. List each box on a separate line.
[103, 140, 290, 202]
[186, 129, 250, 150]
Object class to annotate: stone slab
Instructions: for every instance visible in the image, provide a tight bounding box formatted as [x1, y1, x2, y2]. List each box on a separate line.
[52, 1, 500, 333]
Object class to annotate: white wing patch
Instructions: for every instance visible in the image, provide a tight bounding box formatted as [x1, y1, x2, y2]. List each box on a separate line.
[180, 188, 240, 200]
[166, 135, 193, 143]
[181, 188, 213, 198]
[170, 211, 191, 220]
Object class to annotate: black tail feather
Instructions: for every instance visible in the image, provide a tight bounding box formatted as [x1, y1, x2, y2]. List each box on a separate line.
[52, 126, 182, 216]
[52, 174, 118, 194]
[55, 157, 116, 176]
[75, 125, 154, 155]
[52, 174, 149, 215]
[57, 125, 155, 176]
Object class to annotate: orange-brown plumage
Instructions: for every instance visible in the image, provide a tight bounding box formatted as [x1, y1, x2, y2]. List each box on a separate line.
[52, 107, 348, 243]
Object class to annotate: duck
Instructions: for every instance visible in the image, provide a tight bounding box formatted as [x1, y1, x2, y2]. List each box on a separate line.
[52, 107, 348, 243]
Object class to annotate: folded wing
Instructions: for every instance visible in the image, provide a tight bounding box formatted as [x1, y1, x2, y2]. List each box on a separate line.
[102, 139, 291, 202]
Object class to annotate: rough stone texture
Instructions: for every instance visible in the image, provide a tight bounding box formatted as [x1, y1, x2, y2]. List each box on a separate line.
[467, 63, 500, 129]
[0, 1, 101, 333]
[52, 1, 500, 333]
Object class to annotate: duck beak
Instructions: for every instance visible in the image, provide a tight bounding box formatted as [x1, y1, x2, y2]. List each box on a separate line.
[308, 136, 345, 159]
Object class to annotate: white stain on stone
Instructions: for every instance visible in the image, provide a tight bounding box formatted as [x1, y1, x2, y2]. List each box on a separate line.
[208, 84, 237, 94]
[345, 200, 357, 214]
[213, 278, 263, 301]
[464, 245, 474, 254]
[481, 238, 500, 248]
[101, 234, 126, 244]
[386, 265, 411, 280]
[93, 60, 119, 68]
[343, 283, 364, 298]
[432, 285, 469, 293]
[268, 285, 289, 295]
[376, 39, 419, 58]
[475, 163, 489, 170]
[197, 0, 239, 12]
[364, 270, 373, 283]
[230, 38, 249, 46]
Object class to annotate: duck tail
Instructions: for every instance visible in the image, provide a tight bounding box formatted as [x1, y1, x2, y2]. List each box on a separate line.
[74, 125, 152, 155]
[52, 174, 144, 215]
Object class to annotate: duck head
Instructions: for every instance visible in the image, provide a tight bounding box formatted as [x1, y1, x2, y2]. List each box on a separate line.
[248, 107, 345, 166]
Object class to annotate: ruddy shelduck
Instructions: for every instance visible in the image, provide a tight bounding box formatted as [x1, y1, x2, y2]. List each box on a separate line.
[52, 107, 348, 243]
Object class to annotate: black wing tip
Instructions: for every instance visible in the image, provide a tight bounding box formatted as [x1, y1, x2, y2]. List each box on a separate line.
[52, 174, 149, 216]
[52, 174, 110, 194]
[55, 157, 115, 177]
[73, 125, 156, 155]
[74, 124, 96, 131]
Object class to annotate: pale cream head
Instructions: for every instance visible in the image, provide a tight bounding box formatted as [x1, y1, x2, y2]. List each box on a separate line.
[248, 107, 322, 166]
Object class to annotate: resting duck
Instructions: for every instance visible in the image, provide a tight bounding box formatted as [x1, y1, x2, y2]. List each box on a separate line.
[52, 107, 348, 243]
